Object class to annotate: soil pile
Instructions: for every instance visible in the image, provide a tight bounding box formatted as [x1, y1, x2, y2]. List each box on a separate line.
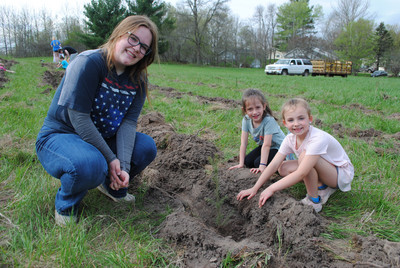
[136, 111, 400, 267]
[39, 62, 64, 93]
[0, 58, 18, 88]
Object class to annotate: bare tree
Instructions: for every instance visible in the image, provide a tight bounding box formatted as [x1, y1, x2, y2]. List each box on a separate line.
[331, 0, 371, 27]
[183, 0, 228, 64]
[0, 7, 11, 55]
[253, 5, 268, 66]
[208, 11, 234, 66]
[266, 4, 277, 63]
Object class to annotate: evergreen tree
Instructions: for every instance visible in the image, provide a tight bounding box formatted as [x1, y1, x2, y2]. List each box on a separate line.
[126, 0, 175, 54]
[80, 0, 127, 48]
[275, 0, 322, 51]
[374, 22, 393, 70]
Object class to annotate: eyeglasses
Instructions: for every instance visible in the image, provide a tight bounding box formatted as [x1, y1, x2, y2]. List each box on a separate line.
[127, 32, 152, 56]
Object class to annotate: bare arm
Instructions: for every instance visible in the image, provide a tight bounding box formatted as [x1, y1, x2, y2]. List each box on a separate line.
[237, 152, 286, 200]
[229, 131, 248, 169]
[258, 154, 320, 207]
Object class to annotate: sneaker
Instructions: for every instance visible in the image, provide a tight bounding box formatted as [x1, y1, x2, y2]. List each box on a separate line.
[301, 195, 322, 213]
[55, 210, 77, 226]
[318, 187, 337, 205]
[97, 184, 135, 203]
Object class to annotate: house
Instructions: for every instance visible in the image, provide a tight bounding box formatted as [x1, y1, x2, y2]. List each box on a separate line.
[267, 50, 285, 60]
[284, 48, 338, 60]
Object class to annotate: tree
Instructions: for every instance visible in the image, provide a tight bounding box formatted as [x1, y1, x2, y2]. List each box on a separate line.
[266, 4, 278, 63]
[126, 0, 175, 55]
[183, 0, 229, 64]
[387, 24, 400, 76]
[208, 11, 234, 66]
[334, 18, 374, 73]
[331, 0, 371, 27]
[373, 22, 393, 70]
[81, 0, 127, 48]
[275, 0, 322, 51]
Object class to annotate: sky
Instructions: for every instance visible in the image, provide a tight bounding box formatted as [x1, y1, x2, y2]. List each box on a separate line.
[4, 0, 400, 26]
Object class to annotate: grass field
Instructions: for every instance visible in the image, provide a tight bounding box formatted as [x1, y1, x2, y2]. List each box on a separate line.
[1, 57, 399, 266]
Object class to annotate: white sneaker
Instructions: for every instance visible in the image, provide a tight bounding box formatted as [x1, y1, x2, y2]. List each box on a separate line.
[301, 195, 322, 213]
[97, 184, 135, 203]
[55, 210, 77, 226]
[318, 187, 337, 205]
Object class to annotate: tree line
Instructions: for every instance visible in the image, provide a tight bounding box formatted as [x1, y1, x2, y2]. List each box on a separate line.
[1, 0, 399, 75]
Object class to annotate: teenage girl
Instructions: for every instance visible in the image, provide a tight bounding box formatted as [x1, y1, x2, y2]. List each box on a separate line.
[36, 16, 158, 225]
[237, 98, 354, 212]
[229, 89, 285, 174]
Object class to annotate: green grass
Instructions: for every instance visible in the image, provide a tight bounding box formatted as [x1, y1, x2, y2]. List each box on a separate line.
[1, 58, 399, 266]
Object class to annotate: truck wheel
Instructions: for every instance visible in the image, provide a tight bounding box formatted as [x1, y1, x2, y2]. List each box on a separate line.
[303, 70, 309, 76]
[282, 70, 288, 75]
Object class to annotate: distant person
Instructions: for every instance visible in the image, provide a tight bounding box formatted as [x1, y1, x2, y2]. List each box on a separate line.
[0, 63, 15, 73]
[229, 89, 285, 174]
[57, 55, 68, 69]
[36, 15, 159, 226]
[59, 46, 78, 62]
[50, 37, 62, 63]
[237, 98, 354, 213]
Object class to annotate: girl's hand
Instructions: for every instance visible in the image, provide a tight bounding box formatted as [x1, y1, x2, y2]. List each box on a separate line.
[237, 188, 257, 201]
[108, 159, 129, 190]
[258, 187, 274, 208]
[229, 164, 244, 170]
[118, 170, 130, 188]
[250, 165, 266, 174]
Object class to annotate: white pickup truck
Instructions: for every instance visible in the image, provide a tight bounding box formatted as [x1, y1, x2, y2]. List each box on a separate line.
[264, 59, 313, 76]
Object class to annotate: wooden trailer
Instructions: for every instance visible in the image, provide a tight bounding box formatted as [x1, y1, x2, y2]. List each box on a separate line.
[311, 60, 352, 77]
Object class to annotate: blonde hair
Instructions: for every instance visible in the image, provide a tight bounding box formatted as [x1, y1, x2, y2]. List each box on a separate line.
[281, 98, 311, 120]
[241, 89, 276, 120]
[100, 15, 159, 97]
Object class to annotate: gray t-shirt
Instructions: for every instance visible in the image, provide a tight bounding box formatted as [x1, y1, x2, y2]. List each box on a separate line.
[242, 115, 285, 149]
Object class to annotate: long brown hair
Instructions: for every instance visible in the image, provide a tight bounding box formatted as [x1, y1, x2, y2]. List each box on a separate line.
[100, 15, 158, 97]
[241, 89, 277, 120]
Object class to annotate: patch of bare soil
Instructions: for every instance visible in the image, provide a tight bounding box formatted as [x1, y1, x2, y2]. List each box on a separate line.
[315, 119, 400, 156]
[0, 58, 18, 88]
[39, 62, 64, 93]
[149, 84, 241, 109]
[136, 111, 400, 267]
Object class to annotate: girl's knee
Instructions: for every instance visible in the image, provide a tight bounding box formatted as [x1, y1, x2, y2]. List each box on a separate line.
[278, 164, 288, 176]
[135, 133, 157, 163]
[278, 160, 297, 176]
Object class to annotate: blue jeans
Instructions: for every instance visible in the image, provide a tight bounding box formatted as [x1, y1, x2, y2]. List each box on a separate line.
[36, 126, 157, 216]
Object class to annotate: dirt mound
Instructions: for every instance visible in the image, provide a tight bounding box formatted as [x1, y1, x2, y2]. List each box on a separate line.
[136, 111, 400, 267]
[0, 58, 18, 88]
[37, 61, 64, 93]
[40, 70, 64, 93]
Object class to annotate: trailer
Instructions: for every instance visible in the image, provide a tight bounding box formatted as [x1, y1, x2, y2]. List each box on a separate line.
[311, 60, 352, 77]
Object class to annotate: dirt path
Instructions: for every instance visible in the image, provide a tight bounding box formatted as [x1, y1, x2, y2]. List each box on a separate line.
[0, 59, 18, 88]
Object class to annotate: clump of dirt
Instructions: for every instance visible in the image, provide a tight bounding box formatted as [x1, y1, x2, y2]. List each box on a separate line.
[40, 70, 64, 93]
[149, 84, 241, 109]
[388, 113, 400, 121]
[39, 62, 64, 93]
[135, 111, 400, 267]
[0, 58, 18, 88]
[342, 103, 378, 115]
